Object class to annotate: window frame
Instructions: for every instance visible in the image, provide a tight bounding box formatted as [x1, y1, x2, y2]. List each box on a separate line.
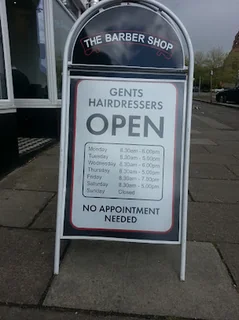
[15, 0, 77, 108]
[56, 0, 78, 21]
[0, 0, 14, 110]
[0, 0, 79, 109]
[52, 0, 77, 103]
[13, 0, 54, 107]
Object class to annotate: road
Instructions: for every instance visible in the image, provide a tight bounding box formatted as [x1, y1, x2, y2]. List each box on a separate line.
[192, 100, 239, 130]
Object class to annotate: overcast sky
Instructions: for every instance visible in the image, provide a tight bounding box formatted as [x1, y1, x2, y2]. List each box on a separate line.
[158, 0, 239, 53]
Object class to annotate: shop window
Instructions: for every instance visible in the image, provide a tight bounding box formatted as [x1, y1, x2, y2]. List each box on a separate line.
[6, 0, 48, 99]
[0, 18, 7, 99]
[53, 0, 75, 98]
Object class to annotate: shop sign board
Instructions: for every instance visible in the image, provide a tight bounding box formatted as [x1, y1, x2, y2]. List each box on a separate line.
[55, 0, 194, 281]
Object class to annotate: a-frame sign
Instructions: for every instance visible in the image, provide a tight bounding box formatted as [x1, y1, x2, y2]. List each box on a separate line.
[55, 0, 194, 281]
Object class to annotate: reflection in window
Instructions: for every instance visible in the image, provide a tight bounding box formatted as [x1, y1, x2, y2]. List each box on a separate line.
[7, 0, 48, 98]
[60, 0, 79, 18]
[53, 0, 75, 98]
[0, 19, 7, 99]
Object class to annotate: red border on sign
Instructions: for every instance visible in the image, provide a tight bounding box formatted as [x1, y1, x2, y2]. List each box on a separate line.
[69, 78, 179, 234]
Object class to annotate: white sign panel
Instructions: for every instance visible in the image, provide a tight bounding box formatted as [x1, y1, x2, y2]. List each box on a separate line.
[63, 77, 186, 243]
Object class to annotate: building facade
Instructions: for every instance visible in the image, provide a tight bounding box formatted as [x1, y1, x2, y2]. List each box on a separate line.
[0, 0, 85, 174]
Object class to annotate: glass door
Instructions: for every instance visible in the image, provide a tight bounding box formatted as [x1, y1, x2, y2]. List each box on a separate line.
[0, 0, 18, 174]
[6, 0, 48, 99]
[0, 21, 7, 99]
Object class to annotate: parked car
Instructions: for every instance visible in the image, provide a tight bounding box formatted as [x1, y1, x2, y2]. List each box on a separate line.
[214, 88, 224, 93]
[216, 86, 239, 104]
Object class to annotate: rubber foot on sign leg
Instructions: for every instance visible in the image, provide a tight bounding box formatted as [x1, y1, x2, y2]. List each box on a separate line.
[180, 271, 186, 281]
[54, 265, 60, 275]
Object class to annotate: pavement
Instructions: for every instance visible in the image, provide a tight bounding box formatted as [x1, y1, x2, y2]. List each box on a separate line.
[1, 101, 239, 320]
[193, 97, 239, 109]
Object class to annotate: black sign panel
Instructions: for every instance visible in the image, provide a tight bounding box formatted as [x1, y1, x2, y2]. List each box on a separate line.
[72, 4, 184, 68]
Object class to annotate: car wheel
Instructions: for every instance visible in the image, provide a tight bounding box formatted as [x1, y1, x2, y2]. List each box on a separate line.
[222, 96, 227, 103]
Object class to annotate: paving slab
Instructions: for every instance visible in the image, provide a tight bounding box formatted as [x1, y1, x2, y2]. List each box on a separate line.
[190, 154, 239, 164]
[226, 164, 239, 177]
[190, 138, 216, 146]
[189, 179, 239, 203]
[0, 189, 54, 227]
[44, 241, 239, 320]
[28, 155, 59, 170]
[0, 306, 156, 320]
[191, 129, 200, 134]
[203, 132, 239, 142]
[190, 145, 210, 155]
[189, 163, 236, 180]
[187, 202, 239, 243]
[42, 145, 60, 156]
[193, 114, 232, 130]
[191, 117, 210, 130]
[212, 140, 239, 146]
[31, 195, 57, 229]
[204, 145, 239, 156]
[0, 164, 58, 192]
[0, 228, 55, 304]
[217, 243, 239, 288]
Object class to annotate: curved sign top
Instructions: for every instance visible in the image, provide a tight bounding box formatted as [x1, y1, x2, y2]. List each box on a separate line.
[71, 4, 185, 68]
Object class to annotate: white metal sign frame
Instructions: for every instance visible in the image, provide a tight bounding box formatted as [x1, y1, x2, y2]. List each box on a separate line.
[55, 0, 194, 281]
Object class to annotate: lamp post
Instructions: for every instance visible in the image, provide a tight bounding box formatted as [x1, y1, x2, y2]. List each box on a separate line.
[210, 70, 213, 103]
[199, 76, 201, 95]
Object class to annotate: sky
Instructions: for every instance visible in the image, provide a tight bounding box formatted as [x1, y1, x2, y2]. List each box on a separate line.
[158, 0, 239, 53]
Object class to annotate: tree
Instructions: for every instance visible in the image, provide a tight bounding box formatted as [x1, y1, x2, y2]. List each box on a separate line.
[193, 47, 239, 90]
[203, 47, 227, 88]
[205, 47, 226, 70]
[194, 51, 206, 66]
[223, 51, 239, 86]
[193, 51, 209, 89]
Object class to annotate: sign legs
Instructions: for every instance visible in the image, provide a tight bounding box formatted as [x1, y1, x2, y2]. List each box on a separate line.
[180, 194, 188, 281]
[180, 239, 186, 281]
[180, 198, 188, 281]
[54, 181, 63, 274]
[180, 140, 190, 281]
[54, 233, 61, 274]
